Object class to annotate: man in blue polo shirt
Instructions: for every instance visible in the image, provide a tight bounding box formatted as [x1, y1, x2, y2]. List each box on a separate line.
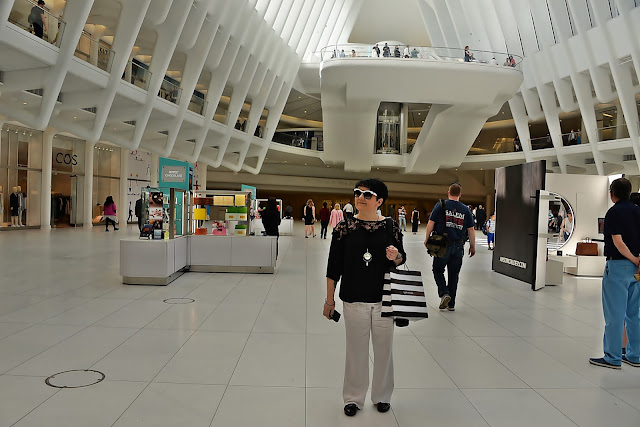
[424, 183, 475, 312]
[590, 178, 640, 369]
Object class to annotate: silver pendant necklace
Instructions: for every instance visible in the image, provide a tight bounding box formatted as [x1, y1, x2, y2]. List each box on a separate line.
[363, 248, 372, 266]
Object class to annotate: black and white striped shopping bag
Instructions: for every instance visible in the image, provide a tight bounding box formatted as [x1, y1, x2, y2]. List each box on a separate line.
[381, 269, 428, 321]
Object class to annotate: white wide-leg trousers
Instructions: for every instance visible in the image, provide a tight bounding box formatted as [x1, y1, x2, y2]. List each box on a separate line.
[343, 302, 394, 408]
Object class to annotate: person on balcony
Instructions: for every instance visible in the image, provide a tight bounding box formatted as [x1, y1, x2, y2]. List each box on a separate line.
[464, 46, 474, 62]
[373, 44, 381, 57]
[351, 49, 357, 57]
[339, 49, 346, 58]
[394, 46, 401, 58]
[403, 45, 410, 58]
[411, 47, 419, 58]
[383, 43, 391, 57]
[28, 1, 47, 39]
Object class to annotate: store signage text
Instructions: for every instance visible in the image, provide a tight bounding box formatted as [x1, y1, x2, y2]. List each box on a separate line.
[55, 152, 78, 166]
[499, 256, 527, 269]
[161, 165, 186, 183]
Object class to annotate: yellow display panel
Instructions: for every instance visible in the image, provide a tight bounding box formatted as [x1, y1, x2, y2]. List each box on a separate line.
[235, 194, 246, 206]
[193, 208, 207, 221]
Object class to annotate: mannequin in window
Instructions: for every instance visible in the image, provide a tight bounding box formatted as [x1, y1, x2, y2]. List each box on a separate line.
[10, 186, 19, 227]
[17, 185, 25, 226]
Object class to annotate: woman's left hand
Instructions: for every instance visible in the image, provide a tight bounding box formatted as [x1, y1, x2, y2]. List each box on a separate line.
[386, 245, 399, 261]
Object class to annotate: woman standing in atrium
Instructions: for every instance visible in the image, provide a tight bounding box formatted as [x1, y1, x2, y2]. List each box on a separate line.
[324, 178, 406, 417]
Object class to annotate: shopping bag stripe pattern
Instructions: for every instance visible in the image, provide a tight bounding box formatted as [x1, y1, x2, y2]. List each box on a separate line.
[381, 270, 428, 321]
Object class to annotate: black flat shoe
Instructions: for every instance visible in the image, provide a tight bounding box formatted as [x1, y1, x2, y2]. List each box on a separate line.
[376, 402, 391, 413]
[344, 403, 359, 416]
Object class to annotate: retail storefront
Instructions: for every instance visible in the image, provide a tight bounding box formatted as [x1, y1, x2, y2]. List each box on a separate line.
[51, 135, 85, 227]
[92, 144, 121, 224]
[0, 124, 42, 229]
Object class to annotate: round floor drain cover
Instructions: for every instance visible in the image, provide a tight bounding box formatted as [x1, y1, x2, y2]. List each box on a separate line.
[45, 370, 105, 388]
[163, 298, 195, 304]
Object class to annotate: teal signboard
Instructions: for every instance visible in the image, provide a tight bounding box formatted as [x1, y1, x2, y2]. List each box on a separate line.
[158, 157, 191, 190]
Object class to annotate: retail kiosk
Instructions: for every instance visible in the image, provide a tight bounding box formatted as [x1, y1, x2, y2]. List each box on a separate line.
[120, 173, 278, 284]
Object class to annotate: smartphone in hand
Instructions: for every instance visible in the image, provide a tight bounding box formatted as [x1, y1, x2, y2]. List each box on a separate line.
[330, 310, 341, 322]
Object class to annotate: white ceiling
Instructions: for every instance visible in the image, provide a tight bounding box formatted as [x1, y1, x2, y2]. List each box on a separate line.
[348, 0, 431, 46]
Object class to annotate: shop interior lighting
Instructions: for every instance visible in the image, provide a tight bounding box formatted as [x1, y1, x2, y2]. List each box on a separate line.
[603, 113, 613, 118]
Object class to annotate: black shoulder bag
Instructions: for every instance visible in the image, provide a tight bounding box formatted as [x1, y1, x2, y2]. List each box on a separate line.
[426, 199, 449, 257]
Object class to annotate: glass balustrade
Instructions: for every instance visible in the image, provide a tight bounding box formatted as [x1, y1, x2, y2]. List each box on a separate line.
[188, 93, 208, 115]
[318, 44, 523, 70]
[273, 132, 323, 151]
[8, 0, 66, 47]
[74, 32, 115, 72]
[122, 61, 152, 90]
[213, 105, 229, 125]
[598, 124, 630, 141]
[158, 79, 182, 104]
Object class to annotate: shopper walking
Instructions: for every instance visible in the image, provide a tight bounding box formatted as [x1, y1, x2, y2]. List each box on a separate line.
[324, 178, 406, 417]
[28, 1, 47, 39]
[394, 46, 401, 58]
[589, 178, 640, 369]
[103, 196, 119, 232]
[486, 213, 496, 250]
[476, 205, 486, 231]
[398, 205, 407, 232]
[319, 202, 331, 239]
[425, 183, 475, 311]
[261, 197, 281, 258]
[343, 201, 354, 219]
[383, 43, 390, 57]
[304, 199, 316, 238]
[373, 43, 381, 57]
[330, 203, 344, 230]
[411, 207, 419, 234]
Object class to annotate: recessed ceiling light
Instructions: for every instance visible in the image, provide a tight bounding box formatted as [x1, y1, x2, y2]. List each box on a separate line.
[284, 160, 287, 163]
[304, 111, 307, 113]
[298, 96, 301, 99]
[418, 112, 421, 115]
[304, 163, 307, 165]
[23, 102, 28, 105]
[73, 116, 77, 119]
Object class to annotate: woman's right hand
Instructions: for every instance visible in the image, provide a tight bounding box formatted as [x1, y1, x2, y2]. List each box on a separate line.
[323, 301, 334, 319]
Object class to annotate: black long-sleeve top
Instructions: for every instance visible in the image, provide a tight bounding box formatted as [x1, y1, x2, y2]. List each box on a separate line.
[326, 217, 406, 303]
[261, 208, 281, 236]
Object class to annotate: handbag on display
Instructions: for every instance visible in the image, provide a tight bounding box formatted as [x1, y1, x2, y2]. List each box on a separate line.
[381, 268, 428, 322]
[426, 199, 449, 257]
[576, 242, 598, 256]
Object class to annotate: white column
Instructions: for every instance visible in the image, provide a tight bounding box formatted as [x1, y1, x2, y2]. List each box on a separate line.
[119, 148, 128, 225]
[83, 142, 94, 228]
[41, 128, 55, 229]
[151, 153, 159, 186]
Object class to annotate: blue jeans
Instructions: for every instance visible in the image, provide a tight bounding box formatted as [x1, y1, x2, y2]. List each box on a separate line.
[432, 242, 464, 307]
[399, 217, 406, 231]
[602, 259, 640, 365]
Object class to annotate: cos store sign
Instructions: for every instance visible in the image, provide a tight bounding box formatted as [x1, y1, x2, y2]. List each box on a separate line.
[55, 152, 79, 166]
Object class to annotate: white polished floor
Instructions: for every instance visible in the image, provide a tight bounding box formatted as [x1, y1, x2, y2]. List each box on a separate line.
[1, 224, 640, 427]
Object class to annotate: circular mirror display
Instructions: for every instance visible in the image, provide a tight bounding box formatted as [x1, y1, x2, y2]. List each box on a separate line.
[546, 192, 574, 251]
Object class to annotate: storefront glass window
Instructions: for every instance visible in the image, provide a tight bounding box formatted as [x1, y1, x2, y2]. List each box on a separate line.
[92, 144, 121, 223]
[0, 125, 42, 228]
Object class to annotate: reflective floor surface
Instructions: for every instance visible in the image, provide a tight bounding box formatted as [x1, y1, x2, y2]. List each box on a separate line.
[1, 224, 639, 426]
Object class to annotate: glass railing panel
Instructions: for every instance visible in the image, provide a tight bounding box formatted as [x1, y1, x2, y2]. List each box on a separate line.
[272, 132, 323, 151]
[598, 124, 629, 141]
[122, 61, 152, 90]
[8, 0, 66, 47]
[188, 93, 207, 115]
[213, 105, 229, 125]
[318, 44, 523, 70]
[530, 136, 553, 150]
[158, 79, 182, 104]
[74, 32, 115, 72]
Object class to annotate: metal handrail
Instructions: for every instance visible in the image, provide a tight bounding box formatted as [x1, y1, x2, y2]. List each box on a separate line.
[316, 44, 523, 69]
[8, 0, 67, 47]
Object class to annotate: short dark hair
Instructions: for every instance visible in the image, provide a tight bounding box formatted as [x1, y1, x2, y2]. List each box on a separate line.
[610, 178, 632, 200]
[38, 0, 45, 4]
[355, 178, 389, 205]
[449, 183, 461, 197]
[322, 202, 327, 208]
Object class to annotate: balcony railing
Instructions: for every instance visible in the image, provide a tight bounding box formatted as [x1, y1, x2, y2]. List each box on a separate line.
[273, 132, 323, 151]
[74, 32, 115, 72]
[188, 93, 208, 116]
[158, 79, 182, 104]
[8, 0, 66, 47]
[122, 60, 152, 90]
[317, 44, 523, 70]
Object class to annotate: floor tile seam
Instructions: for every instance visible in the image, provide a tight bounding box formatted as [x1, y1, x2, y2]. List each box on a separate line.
[511, 306, 590, 337]
[0, 322, 36, 342]
[207, 313, 260, 427]
[463, 335, 538, 389]
[467, 335, 601, 389]
[601, 387, 640, 412]
[5, 378, 64, 426]
[92, 297, 177, 330]
[186, 273, 249, 327]
[107, 328, 200, 427]
[447, 304, 521, 336]
[525, 387, 587, 427]
[454, 386, 494, 427]
[410, 327, 466, 390]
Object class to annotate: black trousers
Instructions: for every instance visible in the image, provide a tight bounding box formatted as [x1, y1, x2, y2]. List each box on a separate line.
[33, 23, 43, 38]
[320, 220, 329, 238]
[105, 218, 117, 230]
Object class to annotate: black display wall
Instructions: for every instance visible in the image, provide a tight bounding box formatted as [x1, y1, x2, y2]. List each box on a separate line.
[492, 161, 546, 287]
